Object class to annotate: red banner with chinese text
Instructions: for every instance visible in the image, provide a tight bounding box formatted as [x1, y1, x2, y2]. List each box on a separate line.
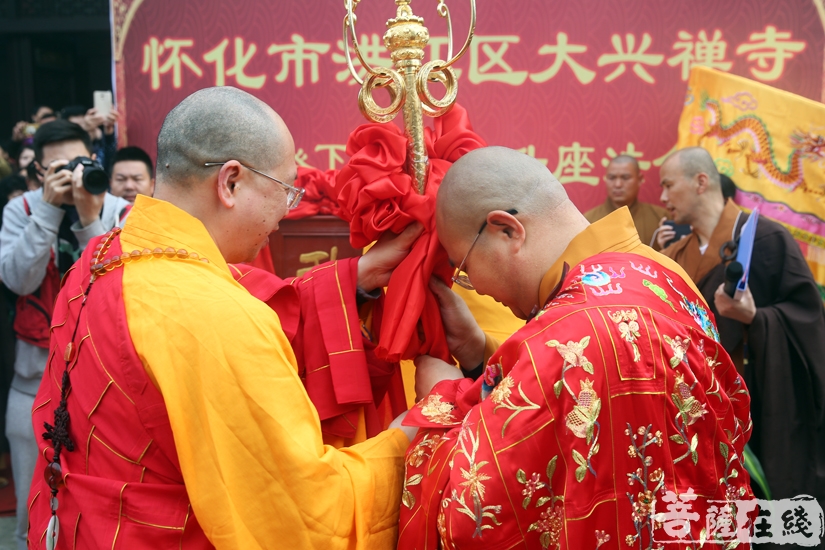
[111, 0, 825, 211]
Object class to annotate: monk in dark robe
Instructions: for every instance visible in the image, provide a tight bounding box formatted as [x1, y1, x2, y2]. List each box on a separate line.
[658, 147, 825, 504]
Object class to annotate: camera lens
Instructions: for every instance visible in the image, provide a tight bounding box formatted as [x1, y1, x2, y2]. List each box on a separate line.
[82, 168, 109, 195]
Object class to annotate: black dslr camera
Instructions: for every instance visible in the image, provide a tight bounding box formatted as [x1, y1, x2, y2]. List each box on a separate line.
[60, 156, 108, 195]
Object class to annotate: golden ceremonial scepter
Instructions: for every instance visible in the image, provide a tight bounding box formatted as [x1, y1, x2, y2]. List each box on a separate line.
[343, 0, 476, 194]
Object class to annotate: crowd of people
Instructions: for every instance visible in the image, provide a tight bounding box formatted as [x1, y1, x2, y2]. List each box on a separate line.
[0, 86, 822, 549]
[0, 105, 155, 550]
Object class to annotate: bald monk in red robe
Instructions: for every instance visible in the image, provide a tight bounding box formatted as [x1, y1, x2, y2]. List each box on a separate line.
[28, 87, 419, 549]
[400, 147, 754, 549]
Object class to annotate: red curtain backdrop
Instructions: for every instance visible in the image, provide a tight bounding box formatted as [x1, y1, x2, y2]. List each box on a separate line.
[112, 0, 825, 213]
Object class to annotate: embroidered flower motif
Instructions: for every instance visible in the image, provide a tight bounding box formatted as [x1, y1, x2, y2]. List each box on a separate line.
[489, 375, 514, 405]
[491, 379, 540, 438]
[595, 529, 611, 548]
[669, 373, 706, 465]
[663, 335, 691, 368]
[671, 373, 708, 426]
[406, 433, 442, 468]
[625, 424, 667, 547]
[633, 489, 656, 523]
[521, 472, 546, 499]
[406, 445, 427, 468]
[517, 456, 561, 511]
[419, 393, 456, 425]
[608, 309, 642, 362]
[452, 424, 502, 536]
[528, 504, 564, 549]
[437, 498, 449, 546]
[697, 339, 722, 370]
[546, 337, 594, 374]
[460, 461, 492, 501]
[457, 413, 474, 443]
[565, 379, 601, 443]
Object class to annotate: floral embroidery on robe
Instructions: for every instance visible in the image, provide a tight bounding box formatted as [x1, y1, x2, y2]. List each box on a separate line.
[399, 253, 753, 550]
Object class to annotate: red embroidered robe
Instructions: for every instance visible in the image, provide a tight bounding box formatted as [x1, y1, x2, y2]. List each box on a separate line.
[399, 252, 754, 549]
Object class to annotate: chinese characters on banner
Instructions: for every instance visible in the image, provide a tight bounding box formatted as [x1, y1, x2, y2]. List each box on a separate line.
[113, 0, 824, 211]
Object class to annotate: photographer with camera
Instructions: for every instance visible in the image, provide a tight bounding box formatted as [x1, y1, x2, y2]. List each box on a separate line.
[0, 119, 128, 550]
[61, 104, 120, 172]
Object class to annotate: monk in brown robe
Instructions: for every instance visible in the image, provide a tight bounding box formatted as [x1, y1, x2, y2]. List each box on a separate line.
[658, 146, 825, 505]
[584, 155, 667, 247]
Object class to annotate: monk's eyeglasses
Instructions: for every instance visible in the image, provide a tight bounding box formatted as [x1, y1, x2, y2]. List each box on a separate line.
[452, 209, 518, 291]
[204, 162, 305, 209]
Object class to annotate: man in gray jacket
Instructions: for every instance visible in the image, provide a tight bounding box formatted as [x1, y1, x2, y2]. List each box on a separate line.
[0, 120, 129, 550]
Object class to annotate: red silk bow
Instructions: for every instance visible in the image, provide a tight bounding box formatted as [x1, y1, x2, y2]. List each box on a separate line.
[335, 104, 487, 363]
[285, 167, 340, 220]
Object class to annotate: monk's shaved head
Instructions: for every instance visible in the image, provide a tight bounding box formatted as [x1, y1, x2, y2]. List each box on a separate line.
[608, 154, 641, 174]
[156, 87, 287, 187]
[666, 147, 720, 190]
[436, 146, 589, 319]
[437, 146, 569, 236]
[659, 146, 724, 228]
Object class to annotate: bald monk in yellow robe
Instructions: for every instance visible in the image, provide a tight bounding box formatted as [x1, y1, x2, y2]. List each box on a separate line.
[27, 87, 419, 549]
[585, 155, 667, 247]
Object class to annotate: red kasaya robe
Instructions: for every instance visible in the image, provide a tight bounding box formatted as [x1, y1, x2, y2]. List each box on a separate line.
[231, 261, 407, 441]
[29, 236, 213, 548]
[399, 252, 754, 549]
[29, 230, 407, 548]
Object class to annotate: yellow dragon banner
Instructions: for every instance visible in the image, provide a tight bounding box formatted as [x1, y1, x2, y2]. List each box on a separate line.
[677, 66, 825, 297]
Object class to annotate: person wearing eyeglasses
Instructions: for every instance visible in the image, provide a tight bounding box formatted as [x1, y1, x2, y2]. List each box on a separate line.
[584, 155, 668, 248]
[398, 146, 754, 550]
[26, 87, 421, 549]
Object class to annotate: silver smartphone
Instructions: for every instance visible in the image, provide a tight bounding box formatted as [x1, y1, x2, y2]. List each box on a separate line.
[93, 90, 113, 117]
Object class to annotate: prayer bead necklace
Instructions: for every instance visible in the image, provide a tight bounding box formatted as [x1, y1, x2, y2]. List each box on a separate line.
[89, 227, 210, 280]
[42, 227, 210, 550]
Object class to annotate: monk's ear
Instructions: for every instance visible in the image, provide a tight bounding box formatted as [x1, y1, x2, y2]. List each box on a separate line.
[695, 172, 710, 195]
[486, 210, 526, 251]
[216, 161, 243, 208]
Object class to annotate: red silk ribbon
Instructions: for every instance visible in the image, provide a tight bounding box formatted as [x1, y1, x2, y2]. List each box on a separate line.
[335, 104, 487, 363]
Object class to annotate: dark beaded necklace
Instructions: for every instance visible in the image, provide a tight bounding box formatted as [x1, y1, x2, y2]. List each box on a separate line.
[41, 227, 209, 550]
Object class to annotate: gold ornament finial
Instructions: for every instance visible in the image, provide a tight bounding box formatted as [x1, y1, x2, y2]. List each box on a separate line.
[344, 0, 475, 194]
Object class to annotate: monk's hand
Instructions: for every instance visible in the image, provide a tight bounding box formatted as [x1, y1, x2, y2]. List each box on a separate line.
[414, 355, 464, 402]
[656, 217, 676, 249]
[714, 283, 757, 324]
[429, 277, 486, 370]
[357, 222, 424, 292]
[388, 411, 418, 444]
